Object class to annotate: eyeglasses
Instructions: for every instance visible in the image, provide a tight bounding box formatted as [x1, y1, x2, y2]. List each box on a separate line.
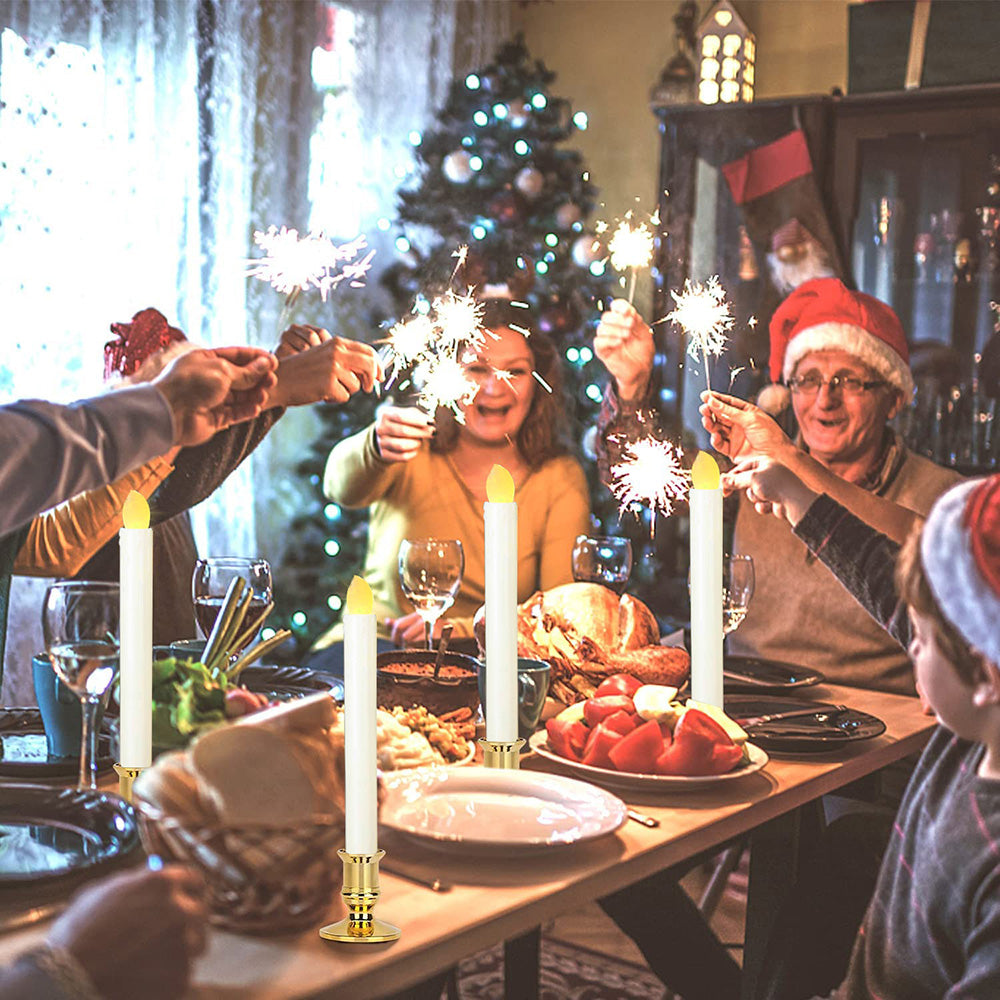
[788, 372, 886, 397]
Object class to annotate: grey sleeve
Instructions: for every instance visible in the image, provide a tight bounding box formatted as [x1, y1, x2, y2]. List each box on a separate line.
[0, 386, 175, 535]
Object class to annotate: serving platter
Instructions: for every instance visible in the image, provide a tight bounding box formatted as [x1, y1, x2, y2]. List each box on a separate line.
[380, 765, 627, 854]
[528, 731, 769, 792]
[0, 784, 139, 884]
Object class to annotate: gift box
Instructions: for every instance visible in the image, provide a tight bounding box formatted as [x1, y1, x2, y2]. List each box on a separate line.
[848, 0, 1000, 94]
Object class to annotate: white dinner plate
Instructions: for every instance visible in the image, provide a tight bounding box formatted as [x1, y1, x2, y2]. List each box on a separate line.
[528, 731, 769, 792]
[380, 766, 627, 854]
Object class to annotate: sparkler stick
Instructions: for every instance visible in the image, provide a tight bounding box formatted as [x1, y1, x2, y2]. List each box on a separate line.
[665, 276, 734, 394]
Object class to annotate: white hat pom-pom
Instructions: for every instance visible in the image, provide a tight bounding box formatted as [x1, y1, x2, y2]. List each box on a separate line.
[756, 382, 791, 415]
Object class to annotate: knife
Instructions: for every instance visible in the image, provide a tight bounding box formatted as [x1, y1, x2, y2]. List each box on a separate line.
[379, 861, 452, 893]
[0, 902, 66, 935]
[735, 704, 848, 727]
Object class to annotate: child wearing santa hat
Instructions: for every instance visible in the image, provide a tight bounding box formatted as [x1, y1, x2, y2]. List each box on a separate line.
[720, 458, 1000, 998]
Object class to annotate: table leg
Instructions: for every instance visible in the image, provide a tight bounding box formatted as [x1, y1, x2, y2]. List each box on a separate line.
[504, 926, 541, 1000]
[740, 802, 824, 1000]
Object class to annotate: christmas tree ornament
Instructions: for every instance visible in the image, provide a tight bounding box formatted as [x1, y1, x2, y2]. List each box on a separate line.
[554, 202, 582, 230]
[514, 166, 544, 200]
[507, 98, 530, 127]
[443, 149, 476, 184]
[571, 234, 603, 268]
[489, 189, 524, 227]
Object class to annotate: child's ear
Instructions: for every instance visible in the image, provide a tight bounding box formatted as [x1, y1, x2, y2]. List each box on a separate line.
[971, 657, 1000, 708]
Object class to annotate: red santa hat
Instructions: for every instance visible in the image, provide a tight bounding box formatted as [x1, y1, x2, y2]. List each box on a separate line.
[921, 475, 1000, 667]
[104, 307, 187, 381]
[769, 277, 914, 399]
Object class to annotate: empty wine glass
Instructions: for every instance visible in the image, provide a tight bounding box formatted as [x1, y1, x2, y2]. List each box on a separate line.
[192, 557, 272, 652]
[572, 535, 633, 594]
[42, 581, 120, 790]
[723, 553, 755, 635]
[398, 538, 464, 650]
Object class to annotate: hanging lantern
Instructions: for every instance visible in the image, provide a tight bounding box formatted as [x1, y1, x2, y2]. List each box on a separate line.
[696, 1, 755, 106]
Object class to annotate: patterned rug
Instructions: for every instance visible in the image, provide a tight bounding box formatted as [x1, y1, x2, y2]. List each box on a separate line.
[447, 936, 668, 1000]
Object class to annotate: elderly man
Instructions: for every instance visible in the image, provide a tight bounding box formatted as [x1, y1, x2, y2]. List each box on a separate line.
[596, 277, 960, 696]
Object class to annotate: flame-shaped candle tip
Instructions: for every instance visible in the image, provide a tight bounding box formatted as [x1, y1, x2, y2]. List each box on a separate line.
[690, 452, 720, 490]
[346, 575, 374, 615]
[486, 464, 515, 503]
[122, 490, 150, 530]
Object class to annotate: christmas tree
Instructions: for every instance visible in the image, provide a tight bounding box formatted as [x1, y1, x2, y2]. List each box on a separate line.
[270, 35, 655, 659]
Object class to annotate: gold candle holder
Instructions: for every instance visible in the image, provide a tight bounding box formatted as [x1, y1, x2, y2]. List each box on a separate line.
[319, 849, 401, 943]
[479, 737, 525, 769]
[113, 763, 146, 803]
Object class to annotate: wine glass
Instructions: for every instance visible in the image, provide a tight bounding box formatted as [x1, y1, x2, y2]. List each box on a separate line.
[723, 553, 755, 635]
[192, 557, 273, 652]
[398, 538, 464, 650]
[42, 581, 120, 790]
[572, 535, 633, 594]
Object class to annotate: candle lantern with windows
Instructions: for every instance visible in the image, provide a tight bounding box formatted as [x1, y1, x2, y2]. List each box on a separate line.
[696, 0, 755, 106]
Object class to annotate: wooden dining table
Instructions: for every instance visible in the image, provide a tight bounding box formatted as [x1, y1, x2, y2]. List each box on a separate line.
[0, 682, 935, 1000]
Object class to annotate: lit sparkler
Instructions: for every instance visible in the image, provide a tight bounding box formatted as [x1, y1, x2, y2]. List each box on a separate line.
[608, 214, 655, 304]
[609, 435, 689, 534]
[432, 290, 486, 351]
[413, 354, 478, 421]
[246, 225, 374, 330]
[666, 276, 734, 393]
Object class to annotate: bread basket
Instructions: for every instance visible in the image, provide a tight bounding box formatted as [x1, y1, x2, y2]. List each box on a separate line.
[135, 798, 344, 933]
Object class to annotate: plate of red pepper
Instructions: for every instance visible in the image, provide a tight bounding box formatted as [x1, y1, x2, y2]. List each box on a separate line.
[529, 673, 768, 792]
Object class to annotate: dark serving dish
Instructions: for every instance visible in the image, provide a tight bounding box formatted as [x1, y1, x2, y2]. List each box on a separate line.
[376, 650, 480, 716]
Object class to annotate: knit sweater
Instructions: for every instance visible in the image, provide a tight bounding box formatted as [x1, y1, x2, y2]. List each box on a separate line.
[320, 424, 591, 639]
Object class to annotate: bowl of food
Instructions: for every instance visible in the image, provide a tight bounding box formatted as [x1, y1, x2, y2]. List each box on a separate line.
[376, 650, 480, 717]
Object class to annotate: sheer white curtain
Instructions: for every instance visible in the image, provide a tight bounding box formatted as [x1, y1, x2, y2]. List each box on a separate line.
[0, 0, 509, 701]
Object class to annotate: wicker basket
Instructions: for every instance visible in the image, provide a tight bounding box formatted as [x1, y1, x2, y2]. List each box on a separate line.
[135, 800, 344, 933]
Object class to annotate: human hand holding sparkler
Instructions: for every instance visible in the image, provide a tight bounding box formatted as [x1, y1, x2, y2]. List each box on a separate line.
[721, 456, 818, 527]
[595, 299, 655, 403]
[275, 323, 332, 359]
[699, 390, 794, 465]
[268, 334, 383, 408]
[374, 404, 435, 462]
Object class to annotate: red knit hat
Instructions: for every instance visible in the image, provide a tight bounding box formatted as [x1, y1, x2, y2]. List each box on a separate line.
[104, 308, 187, 380]
[922, 475, 1000, 666]
[768, 277, 914, 398]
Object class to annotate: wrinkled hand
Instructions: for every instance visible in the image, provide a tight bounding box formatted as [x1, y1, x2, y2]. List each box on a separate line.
[721, 456, 817, 526]
[274, 323, 332, 360]
[699, 390, 792, 464]
[47, 865, 208, 1000]
[386, 611, 445, 647]
[594, 299, 655, 402]
[374, 404, 435, 462]
[153, 346, 278, 447]
[271, 335, 384, 407]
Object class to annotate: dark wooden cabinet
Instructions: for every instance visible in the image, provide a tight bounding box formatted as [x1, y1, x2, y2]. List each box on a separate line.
[651, 84, 1000, 474]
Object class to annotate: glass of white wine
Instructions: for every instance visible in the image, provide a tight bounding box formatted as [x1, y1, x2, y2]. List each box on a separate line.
[42, 581, 120, 790]
[572, 535, 633, 594]
[723, 553, 755, 635]
[398, 538, 464, 650]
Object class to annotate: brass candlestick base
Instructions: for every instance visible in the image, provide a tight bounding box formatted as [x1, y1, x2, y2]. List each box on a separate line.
[319, 850, 401, 944]
[113, 763, 146, 803]
[479, 737, 526, 769]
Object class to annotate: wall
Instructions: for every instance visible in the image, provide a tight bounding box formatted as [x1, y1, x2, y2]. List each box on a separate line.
[514, 0, 851, 314]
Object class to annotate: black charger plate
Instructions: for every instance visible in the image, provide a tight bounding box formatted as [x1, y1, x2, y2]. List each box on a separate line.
[0, 784, 139, 884]
[724, 656, 825, 693]
[724, 694, 886, 753]
[0, 708, 114, 779]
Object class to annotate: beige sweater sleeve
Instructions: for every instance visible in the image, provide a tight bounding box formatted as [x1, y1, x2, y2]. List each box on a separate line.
[323, 423, 400, 508]
[14, 456, 175, 577]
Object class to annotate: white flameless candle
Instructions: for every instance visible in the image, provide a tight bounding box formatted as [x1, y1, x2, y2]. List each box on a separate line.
[689, 452, 724, 708]
[119, 490, 153, 767]
[344, 575, 377, 855]
[484, 464, 518, 741]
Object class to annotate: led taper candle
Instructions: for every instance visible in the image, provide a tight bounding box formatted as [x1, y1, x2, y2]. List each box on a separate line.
[119, 490, 152, 769]
[484, 464, 518, 742]
[343, 575, 377, 855]
[689, 452, 724, 708]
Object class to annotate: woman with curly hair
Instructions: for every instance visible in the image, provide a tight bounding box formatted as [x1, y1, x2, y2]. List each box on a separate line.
[313, 298, 590, 656]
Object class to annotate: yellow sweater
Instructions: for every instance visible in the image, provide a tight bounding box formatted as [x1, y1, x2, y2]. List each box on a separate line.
[319, 424, 591, 640]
